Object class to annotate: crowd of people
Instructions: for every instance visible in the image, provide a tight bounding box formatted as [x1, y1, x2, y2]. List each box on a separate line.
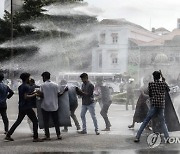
[0, 72, 113, 142]
[0, 70, 179, 144]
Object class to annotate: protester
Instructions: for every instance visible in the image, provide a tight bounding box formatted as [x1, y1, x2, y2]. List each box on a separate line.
[59, 79, 80, 132]
[4, 73, 42, 142]
[37, 72, 67, 140]
[126, 78, 135, 110]
[76, 73, 100, 135]
[128, 78, 151, 130]
[134, 71, 169, 142]
[94, 77, 112, 131]
[0, 73, 14, 134]
[27, 78, 40, 134]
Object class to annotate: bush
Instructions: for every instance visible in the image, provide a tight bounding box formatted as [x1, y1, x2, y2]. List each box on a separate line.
[112, 92, 127, 104]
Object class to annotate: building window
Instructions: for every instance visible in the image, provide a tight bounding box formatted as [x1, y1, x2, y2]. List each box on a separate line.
[112, 57, 118, 64]
[169, 54, 174, 62]
[111, 33, 118, 43]
[175, 53, 180, 62]
[100, 33, 105, 44]
[111, 53, 118, 64]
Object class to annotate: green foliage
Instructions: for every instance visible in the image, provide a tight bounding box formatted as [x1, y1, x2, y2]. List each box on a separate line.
[0, 0, 99, 71]
[0, 11, 35, 43]
[112, 93, 127, 104]
[1, 0, 85, 43]
[21, 0, 84, 21]
[0, 18, 11, 42]
[22, 0, 44, 21]
[0, 46, 39, 61]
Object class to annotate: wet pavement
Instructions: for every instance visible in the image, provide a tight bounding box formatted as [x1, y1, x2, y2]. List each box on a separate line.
[31, 151, 180, 154]
[0, 94, 180, 153]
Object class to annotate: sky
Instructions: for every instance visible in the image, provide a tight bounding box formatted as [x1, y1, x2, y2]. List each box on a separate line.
[0, 0, 5, 19]
[85, 0, 180, 31]
[1, 0, 180, 31]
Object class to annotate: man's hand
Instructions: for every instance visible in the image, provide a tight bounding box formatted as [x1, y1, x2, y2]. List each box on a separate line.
[36, 90, 43, 98]
[159, 70, 165, 81]
[36, 90, 41, 95]
[162, 77, 166, 81]
[64, 86, 68, 92]
[75, 87, 83, 95]
[75, 87, 79, 91]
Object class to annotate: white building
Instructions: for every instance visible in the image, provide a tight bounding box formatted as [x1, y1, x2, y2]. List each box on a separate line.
[139, 28, 180, 81]
[92, 19, 159, 74]
[4, 0, 23, 13]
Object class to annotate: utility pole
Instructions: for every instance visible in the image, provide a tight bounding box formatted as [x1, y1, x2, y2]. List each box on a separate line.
[10, 0, 14, 88]
[11, 0, 13, 61]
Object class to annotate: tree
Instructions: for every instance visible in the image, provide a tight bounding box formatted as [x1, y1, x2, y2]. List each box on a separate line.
[0, 0, 98, 73]
[0, 0, 60, 59]
[0, 0, 84, 43]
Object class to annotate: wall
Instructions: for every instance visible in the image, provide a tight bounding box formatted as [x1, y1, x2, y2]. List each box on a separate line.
[92, 23, 159, 74]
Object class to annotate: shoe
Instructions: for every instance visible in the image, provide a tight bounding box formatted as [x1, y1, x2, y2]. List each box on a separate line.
[33, 138, 44, 142]
[4, 136, 14, 142]
[134, 138, 140, 143]
[145, 127, 152, 131]
[62, 129, 68, 132]
[77, 127, 81, 130]
[42, 137, 51, 141]
[78, 130, 87, 134]
[57, 135, 62, 140]
[4, 131, 8, 135]
[101, 128, 110, 131]
[128, 125, 134, 129]
[166, 138, 171, 144]
[95, 131, 100, 135]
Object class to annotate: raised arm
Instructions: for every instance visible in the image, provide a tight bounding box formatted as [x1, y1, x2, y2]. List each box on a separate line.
[7, 87, 14, 99]
[159, 70, 170, 92]
[58, 86, 68, 97]
[148, 83, 152, 98]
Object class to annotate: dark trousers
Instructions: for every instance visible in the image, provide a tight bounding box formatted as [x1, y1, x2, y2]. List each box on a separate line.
[64, 104, 80, 130]
[100, 103, 112, 129]
[42, 109, 60, 138]
[7, 108, 38, 139]
[126, 96, 135, 110]
[0, 107, 9, 132]
[136, 106, 169, 139]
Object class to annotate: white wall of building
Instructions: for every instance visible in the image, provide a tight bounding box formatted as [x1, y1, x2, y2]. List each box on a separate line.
[92, 26, 129, 73]
[92, 22, 159, 74]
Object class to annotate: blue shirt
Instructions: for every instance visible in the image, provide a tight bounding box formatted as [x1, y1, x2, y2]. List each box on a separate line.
[29, 85, 39, 108]
[18, 83, 32, 110]
[0, 81, 13, 108]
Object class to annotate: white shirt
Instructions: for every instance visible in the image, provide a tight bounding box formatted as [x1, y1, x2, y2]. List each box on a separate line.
[40, 80, 59, 111]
